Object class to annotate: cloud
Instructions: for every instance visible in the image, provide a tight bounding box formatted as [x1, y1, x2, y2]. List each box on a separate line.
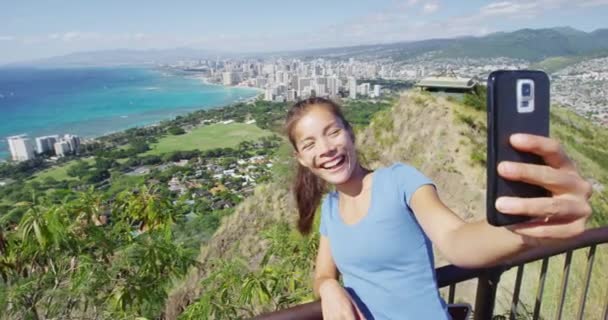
[422, 2, 439, 13]
[578, 0, 608, 6]
[2, 0, 608, 60]
[479, 1, 536, 15]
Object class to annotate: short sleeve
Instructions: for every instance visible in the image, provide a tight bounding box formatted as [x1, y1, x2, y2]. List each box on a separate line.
[318, 195, 330, 236]
[390, 163, 435, 207]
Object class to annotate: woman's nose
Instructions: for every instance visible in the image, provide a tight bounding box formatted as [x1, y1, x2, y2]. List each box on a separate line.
[317, 138, 335, 157]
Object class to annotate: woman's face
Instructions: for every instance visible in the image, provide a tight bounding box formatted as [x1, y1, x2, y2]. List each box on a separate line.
[292, 105, 357, 185]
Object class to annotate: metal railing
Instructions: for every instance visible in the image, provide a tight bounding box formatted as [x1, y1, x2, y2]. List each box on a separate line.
[253, 226, 608, 320]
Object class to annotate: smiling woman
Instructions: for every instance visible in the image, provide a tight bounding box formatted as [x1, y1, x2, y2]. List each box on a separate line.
[283, 97, 593, 319]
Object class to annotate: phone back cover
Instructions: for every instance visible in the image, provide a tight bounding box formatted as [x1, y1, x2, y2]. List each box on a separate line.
[487, 70, 550, 226]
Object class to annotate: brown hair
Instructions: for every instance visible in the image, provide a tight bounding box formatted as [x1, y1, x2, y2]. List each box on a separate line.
[284, 97, 354, 235]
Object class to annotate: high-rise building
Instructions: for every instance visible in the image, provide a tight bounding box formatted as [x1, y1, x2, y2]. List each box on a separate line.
[314, 82, 327, 97]
[255, 77, 268, 88]
[348, 77, 357, 99]
[287, 89, 297, 102]
[357, 83, 371, 96]
[298, 77, 312, 97]
[291, 75, 299, 91]
[54, 141, 71, 157]
[64, 134, 81, 154]
[373, 84, 382, 98]
[223, 72, 239, 86]
[275, 71, 285, 84]
[35, 135, 59, 154]
[264, 88, 273, 101]
[7, 135, 36, 162]
[327, 77, 339, 96]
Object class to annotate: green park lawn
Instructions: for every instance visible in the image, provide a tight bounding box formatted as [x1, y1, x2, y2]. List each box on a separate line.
[32, 157, 95, 182]
[144, 123, 271, 155]
[28, 123, 270, 183]
[32, 157, 129, 183]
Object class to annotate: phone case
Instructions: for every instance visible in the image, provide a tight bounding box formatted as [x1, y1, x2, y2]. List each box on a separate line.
[487, 70, 550, 226]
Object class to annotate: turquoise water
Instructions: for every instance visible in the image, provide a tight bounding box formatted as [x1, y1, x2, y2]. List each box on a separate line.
[0, 67, 259, 160]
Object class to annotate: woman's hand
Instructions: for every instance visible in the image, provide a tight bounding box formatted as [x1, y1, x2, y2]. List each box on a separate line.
[319, 279, 366, 320]
[496, 133, 593, 241]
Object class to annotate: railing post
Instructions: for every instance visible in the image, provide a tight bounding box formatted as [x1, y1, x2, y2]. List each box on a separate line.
[474, 267, 503, 320]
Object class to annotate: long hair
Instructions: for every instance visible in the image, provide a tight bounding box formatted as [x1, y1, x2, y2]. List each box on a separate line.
[284, 97, 354, 235]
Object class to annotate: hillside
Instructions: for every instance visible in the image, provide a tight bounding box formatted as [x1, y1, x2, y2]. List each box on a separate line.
[281, 27, 608, 62]
[165, 92, 608, 319]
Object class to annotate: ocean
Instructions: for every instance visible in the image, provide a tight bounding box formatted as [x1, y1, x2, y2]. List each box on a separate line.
[0, 67, 259, 160]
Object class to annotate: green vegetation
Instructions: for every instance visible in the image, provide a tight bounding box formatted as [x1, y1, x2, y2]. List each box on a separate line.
[434, 28, 608, 61]
[0, 187, 196, 319]
[144, 123, 271, 156]
[33, 159, 92, 182]
[342, 98, 395, 129]
[2, 89, 606, 319]
[531, 50, 608, 73]
[180, 220, 319, 319]
[453, 91, 608, 319]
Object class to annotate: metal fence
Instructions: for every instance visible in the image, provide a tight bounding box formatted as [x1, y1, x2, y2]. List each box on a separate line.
[253, 226, 608, 320]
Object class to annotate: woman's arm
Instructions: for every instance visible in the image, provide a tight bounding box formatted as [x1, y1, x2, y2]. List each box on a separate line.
[313, 235, 340, 298]
[314, 235, 367, 319]
[410, 134, 593, 268]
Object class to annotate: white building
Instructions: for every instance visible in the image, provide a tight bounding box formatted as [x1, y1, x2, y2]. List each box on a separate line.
[287, 89, 297, 102]
[7, 135, 36, 162]
[298, 77, 312, 97]
[222, 72, 239, 86]
[35, 135, 59, 154]
[54, 141, 71, 157]
[255, 77, 267, 88]
[327, 77, 339, 97]
[64, 134, 81, 154]
[357, 83, 371, 96]
[372, 84, 382, 98]
[264, 87, 273, 101]
[348, 77, 357, 99]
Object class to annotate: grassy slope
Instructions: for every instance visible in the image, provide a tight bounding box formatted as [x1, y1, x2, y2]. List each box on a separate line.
[144, 123, 271, 156]
[166, 92, 608, 319]
[27, 123, 271, 184]
[32, 157, 95, 182]
[411, 93, 608, 320]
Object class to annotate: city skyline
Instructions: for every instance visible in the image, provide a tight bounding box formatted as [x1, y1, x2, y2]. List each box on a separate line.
[2, 0, 608, 64]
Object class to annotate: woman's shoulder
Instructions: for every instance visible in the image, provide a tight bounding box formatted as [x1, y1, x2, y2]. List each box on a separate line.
[380, 162, 421, 175]
[321, 190, 338, 210]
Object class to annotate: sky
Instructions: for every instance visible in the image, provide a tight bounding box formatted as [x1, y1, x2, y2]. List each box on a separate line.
[1, 0, 608, 64]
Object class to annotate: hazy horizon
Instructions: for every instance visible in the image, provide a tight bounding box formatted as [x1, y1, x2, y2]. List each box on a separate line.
[2, 0, 608, 64]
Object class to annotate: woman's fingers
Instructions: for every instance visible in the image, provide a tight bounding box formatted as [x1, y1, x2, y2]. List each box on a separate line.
[497, 161, 591, 197]
[496, 196, 592, 220]
[509, 134, 576, 171]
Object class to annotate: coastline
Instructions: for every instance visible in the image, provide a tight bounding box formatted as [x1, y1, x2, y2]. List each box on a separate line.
[0, 68, 262, 160]
[189, 73, 264, 102]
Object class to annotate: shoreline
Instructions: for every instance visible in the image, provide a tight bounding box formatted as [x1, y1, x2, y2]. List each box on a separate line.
[0, 70, 262, 160]
[189, 74, 264, 102]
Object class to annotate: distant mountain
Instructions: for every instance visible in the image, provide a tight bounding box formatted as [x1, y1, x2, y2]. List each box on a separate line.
[438, 27, 608, 60]
[5, 48, 225, 68]
[281, 27, 608, 62]
[6, 26, 608, 67]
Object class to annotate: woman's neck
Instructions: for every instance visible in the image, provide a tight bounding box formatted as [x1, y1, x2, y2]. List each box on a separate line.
[335, 163, 371, 198]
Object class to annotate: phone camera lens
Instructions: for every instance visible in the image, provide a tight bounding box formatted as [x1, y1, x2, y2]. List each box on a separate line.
[522, 83, 531, 97]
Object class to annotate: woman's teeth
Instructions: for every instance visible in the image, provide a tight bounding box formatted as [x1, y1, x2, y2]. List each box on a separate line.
[322, 155, 345, 170]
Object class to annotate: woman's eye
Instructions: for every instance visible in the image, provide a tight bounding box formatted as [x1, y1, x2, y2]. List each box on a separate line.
[330, 129, 341, 136]
[302, 143, 314, 150]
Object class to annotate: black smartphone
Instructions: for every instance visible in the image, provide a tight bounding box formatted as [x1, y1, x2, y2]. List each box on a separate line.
[487, 70, 550, 226]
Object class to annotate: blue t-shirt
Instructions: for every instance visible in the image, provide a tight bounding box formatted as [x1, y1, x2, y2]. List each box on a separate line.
[319, 162, 450, 320]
